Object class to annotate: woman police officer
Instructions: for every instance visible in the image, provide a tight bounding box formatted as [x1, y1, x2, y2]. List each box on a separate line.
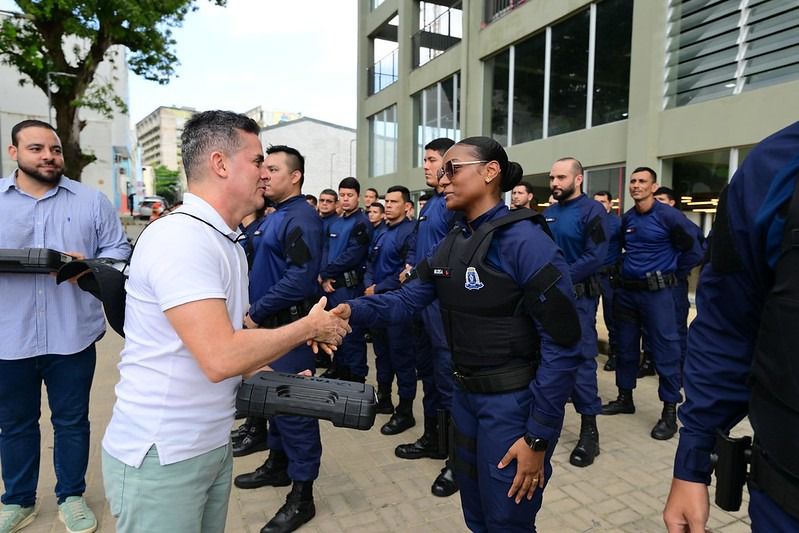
[331, 136, 582, 531]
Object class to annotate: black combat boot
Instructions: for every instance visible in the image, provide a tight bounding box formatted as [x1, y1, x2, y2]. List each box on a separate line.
[637, 353, 655, 377]
[232, 417, 268, 457]
[651, 402, 678, 440]
[260, 481, 315, 533]
[395, 416, 444, 459]
[381, 397, 415, 435]
[431, 463, 458, 497]
[569, 415, 600, 467]
[603, 351, 616, 371]
[601, 388, 636, 415]
[234, 450, 291, 489]
[375, 382, 394, 415]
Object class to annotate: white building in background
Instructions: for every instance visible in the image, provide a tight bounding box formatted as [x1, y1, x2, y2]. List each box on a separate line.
[0, 46, 134, 211]
[259, 117, 357, 198]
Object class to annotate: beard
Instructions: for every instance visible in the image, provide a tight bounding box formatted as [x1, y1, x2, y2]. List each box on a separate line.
[18, 161, 63, 185]
[551, 184, 576, 201]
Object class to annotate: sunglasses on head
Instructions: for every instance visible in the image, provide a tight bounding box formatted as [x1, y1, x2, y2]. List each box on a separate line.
[437, 160, 490, 180]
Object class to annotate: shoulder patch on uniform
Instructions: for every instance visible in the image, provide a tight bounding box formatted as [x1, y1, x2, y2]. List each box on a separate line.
[286, 226, 311, 265]
[588, 215, 606, 244]
[354, 222, 369, 245]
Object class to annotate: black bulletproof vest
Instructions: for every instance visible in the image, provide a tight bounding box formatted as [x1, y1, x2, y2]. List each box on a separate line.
[429, 210, 541, 368]
[750, 175, 799, 481]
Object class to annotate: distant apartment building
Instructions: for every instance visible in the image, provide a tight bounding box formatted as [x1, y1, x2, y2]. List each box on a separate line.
[0, 43, 134, 211]
[260, 117, 357, 198]
[357, 0, 799, 231]
[135, 105, 197, 177]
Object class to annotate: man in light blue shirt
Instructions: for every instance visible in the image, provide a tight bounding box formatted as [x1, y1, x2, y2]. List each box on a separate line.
[0, 120, 130, 533]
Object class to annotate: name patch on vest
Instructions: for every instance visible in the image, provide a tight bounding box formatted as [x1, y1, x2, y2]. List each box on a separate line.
[432, 267, 451, 278]
[545, 217, 556, 223]
[465, 267, 484, 290]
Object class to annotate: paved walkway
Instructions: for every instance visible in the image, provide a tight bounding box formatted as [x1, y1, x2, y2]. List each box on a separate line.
[2, 307, 754, 532]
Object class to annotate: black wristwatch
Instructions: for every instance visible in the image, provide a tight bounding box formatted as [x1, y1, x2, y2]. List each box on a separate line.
[523, 433, 548, 452]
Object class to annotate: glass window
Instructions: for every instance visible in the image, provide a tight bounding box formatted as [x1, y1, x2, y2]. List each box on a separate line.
[413, 74, 460, 165]
[585, 166, 625, 214]
[414, 2, 463, 68]
[593, 0, 633, 126]
[488, 50, 511, 145]
[669, 150, 730, 212]
[512, 33, 545, 144]
[549, 8, 590, 136]
[369, 105, 398, 177]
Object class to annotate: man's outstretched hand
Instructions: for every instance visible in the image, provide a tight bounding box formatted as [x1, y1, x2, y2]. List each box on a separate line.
[306, 297, 350, 355]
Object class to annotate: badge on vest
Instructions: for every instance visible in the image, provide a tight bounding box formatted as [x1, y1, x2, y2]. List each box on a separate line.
[464, 267, 484, 290]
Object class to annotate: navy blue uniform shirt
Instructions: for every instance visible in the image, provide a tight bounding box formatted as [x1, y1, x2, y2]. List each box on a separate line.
[320, 209, 371, 280]
[544, 195, 608, 282]
[349, 201, 581, 443]
[603, 212, 622, 267]
[675, 121, 799, 484]
[409, 191, 453, 265]
[364, 218, 415, 293]
[621, 200, 704, 279]
[248, 195, 322, 324]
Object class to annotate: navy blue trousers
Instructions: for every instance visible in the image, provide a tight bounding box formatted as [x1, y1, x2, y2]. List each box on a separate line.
[598, 272, 617, 355]
[614, 288, 682, 402]
[451, 386, 554, 532]
[571, 296, 602, 415]
[0, 344, 96, 506]
[750, 487, 799, 532]
[326, 284, 368, 379]
[266, 345, 322, 481]
[417, 301, 454, 417]
[373, 322, 416, 400]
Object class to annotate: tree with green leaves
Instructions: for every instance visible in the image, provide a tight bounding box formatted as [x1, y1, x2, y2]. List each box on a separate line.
[154, 164, 180, 205]
[0, 0, 224, 181]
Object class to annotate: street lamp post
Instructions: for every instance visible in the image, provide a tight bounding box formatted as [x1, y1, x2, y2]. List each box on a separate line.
[46, 71, 77, 125]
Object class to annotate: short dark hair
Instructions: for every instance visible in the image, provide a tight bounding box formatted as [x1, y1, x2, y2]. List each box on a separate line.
[594, 190, 613, 201]
[338, 177, 360, 194]
[424, 137, 456, 157]
[386, 185, 411, 204]
[418, 192, 433, 202]
[655, 186, 677, 204]
[632, 166, 658, 182]
[319, 188, 338, 200]
[305, 194, 317, 206]
[515, 181, 534, 194]
[181, 110, 260, 180]
[555, 157, 584, 176]
[366, 187, 379, 197]
[266, 144, 305, 187]
[12, 119, 57, 146]
[370, 202, 385, 213]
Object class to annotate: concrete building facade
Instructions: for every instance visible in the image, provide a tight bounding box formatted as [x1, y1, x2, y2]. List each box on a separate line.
[259, 117, 357, 199]
[135, 105, 197, 176]
[0, 46, 134, 211]
[356, 0, 799, 230]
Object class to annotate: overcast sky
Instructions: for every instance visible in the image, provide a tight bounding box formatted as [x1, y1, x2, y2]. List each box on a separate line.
[2, 0, 358, 128]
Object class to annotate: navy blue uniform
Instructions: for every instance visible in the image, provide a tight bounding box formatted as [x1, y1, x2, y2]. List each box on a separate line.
[615, 201, 704, 402]
[365, 218, 416, 400]
[544, 195, 608, 416]
[248, 195, 323, 482]
[409, 192, 456, 417]
[320, 209, 372, 379]
[598, 212, 622, 356]
[349, 202, 581, 531]
[675, 121, 799, 530]
[673, 217, 705, 367]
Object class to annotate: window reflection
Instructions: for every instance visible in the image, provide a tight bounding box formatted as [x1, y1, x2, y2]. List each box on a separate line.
[549, 8, 590, 136]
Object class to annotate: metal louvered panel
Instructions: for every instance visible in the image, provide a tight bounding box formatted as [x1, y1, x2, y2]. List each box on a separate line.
[665, 0, 799, 108]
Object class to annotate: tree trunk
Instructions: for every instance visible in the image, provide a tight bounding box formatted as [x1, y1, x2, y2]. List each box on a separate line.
[53, 94, 95, 182]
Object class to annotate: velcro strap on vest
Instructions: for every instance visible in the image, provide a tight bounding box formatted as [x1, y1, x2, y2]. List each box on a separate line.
[452, 364, 535, 394]
[750, 444, 799, 521]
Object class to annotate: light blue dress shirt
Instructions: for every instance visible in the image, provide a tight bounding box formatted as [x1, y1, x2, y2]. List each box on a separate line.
[0, 171, 131, 359]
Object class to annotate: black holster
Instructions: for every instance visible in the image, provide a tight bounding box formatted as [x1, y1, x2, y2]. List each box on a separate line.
[711, 430, 751, 512]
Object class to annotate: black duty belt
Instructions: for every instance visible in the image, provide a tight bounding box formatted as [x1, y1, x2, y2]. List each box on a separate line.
[260, 298, 316, 329]
[750, 443, 799, 521]
[452, 363, 536, 394]
[574, 276, 601, 299]
[618, 271, 679, 291]
[333, 269, 361, 289]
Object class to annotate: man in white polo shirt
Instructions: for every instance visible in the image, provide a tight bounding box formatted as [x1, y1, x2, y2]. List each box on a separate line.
[101, 110, 348, 533]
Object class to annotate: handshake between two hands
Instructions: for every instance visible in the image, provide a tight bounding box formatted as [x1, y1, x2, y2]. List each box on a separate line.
[305, 297, 353, 356]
